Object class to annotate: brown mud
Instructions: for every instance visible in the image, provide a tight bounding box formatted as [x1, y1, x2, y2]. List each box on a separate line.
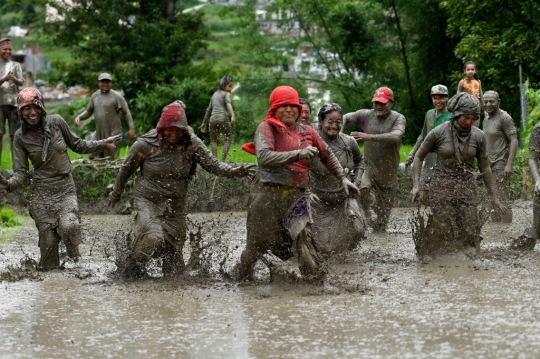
[2, 205, 540, 357]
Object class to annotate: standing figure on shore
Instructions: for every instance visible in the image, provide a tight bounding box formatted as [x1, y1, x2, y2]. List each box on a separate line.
[405, 85, 451, 203]
[298, 98, 313, 126]
[74, 73, 136, 159]
[238, 86, 358, 282]
[342, 87, 406, 233]
[0, 88, 119, 269]
[411, 92, 506, 255]
[199, 75, 236, 161]
[457, 61, 483, 126]
[310, 103, 365, 256]
[109, 101, 253, 279]
[0, 38, 23, 166]
[482, 90, 517, 223]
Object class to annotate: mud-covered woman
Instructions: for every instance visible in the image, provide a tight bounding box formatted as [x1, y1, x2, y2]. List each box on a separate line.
[0, 88, 118, 269]
[238, 86, 359, 282]
[410, 92, 506, 255]
[108, 101, 253, 278]
[309, 103, 365, 256]
[199, 75, 236, 161]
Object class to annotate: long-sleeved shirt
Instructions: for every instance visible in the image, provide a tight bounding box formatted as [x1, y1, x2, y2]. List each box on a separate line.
[342, 109, 405, 187]
[111, 129, 240, 201]
[9, 115, 109, 190]
[255, 121, 345, 189]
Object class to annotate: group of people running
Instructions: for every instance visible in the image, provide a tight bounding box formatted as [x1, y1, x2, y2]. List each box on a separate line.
[0, 51, 536, 282]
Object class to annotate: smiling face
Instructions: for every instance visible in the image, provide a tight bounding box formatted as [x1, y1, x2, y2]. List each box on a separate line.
[299, 104, 311, 124]
[432, 94, 448, 111]
[483, 94, 500, 116]
[322, 111, 342, 138]
[373, 101, 392, 118]
[163, 127, 184, 145]
[0, 44, 12, 62]
[99, 79, 112, 92]
[21, 104, 43, 129]
[275, 105, 299, 127]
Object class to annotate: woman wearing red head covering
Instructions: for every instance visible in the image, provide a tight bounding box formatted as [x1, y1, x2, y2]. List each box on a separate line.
[238, 86, 358, 282]
[108, 101, 253, 279]
[0, 88, 118, 270]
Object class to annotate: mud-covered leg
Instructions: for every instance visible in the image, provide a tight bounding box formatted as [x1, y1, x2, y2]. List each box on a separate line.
[222, 125, 232, 161]
[162, 234, 185, 276]
[37, 225, 60, 270]
[359, 188, 372, 226]
[296, 224, 326, 283]
[239, 246, 258, 281]
[492, 169, 513, 223]
[373, 185, 396, 232]
[57, 212, 82, 262]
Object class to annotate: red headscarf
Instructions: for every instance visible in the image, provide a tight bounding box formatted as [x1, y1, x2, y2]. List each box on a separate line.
[156, 102, 191, 143]
[242, 86, 303, 155]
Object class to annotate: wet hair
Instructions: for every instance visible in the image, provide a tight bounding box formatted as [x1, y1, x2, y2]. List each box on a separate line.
[483, 90, 500, 101]
[219, 75, 232, 90]
[317, 103, 343, 129]
[299, 98, 311, 113]
[463, 61, 479, 80]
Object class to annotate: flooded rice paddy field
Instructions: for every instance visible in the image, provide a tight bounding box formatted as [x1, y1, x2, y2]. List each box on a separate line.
[2, 205, 540, 358]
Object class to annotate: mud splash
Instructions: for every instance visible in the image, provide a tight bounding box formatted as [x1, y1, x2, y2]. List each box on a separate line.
[2, 207, 540, 357]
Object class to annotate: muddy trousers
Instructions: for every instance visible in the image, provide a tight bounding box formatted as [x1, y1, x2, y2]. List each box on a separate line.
[359, 185, 397, 232]
[36, 213, 81, 270]
[533, 193, 540, 239]
[491, 168, 512, 223]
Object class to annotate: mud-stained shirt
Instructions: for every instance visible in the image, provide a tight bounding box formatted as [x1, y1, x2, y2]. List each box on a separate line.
[342, 109, 405, 187]
[482, 109, 516, 168]
[205, 90, 232, 122]
[409, 109, 451, 158]
[9, 115, 109, 190]
[78, 89, 134, 140]
[255, 122, 345, 189]
[419, 120, 487, 172]
[529, 123, 540, 154]
[0, 60, 23, 107]
[112, 129, 240, 200]
[310, 132, 363, 194]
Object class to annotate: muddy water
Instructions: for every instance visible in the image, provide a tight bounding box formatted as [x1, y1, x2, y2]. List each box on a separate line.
[2, 206, 540, 358]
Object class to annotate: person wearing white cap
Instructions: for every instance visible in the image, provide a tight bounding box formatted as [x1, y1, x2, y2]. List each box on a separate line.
[74, 72, 136, 159]
[405, 84, 451, 203]
[342, 87, 406, 233]
[0, 37, 23, 166]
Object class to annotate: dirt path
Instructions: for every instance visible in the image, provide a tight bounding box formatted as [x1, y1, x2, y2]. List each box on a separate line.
[1, 206, 540, 358]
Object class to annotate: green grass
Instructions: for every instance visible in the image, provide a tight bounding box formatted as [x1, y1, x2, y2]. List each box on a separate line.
[0, 206, 21, 227]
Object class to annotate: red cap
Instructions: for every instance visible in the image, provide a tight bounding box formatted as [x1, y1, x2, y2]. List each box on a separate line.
[372, 87, 393, 104]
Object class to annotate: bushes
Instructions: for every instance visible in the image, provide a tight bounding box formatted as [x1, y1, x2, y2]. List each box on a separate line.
[0, 206, 21, 228]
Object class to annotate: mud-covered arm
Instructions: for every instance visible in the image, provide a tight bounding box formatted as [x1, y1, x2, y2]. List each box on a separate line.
[6, 135, 30, 192]
[109, 141, 146, 200]
[119, 97, 135, 129]
[77, 98, 95, 121]
[57, 116, 109, 154]
[342, 110, 369, 132]
[12, 62, 23, 86]
[192, 137, 243, 177]
[503, 115, 518, 174]
[372, 114, 406, 143]
[255, 122, 301, 167]
[479, 156, 497, 196]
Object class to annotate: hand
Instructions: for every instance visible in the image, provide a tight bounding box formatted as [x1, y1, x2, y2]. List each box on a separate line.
[405, 155, 414, 167]
[199, 123, 207, 133]
[535, 181, 540, 195]
[493, 198, 508, 214]
[231, 115, 236, 125]
[74, 117, 80, 127]
[232, 163, 257, 179]
[411, 186, 420, 203]
[503, 165, 513, 180]
[0, 174, 8, 190]
[127, 128, 136, 141]
[350, 132, 373, 142]
[104, 134, 121, 149]
[108, 192, 120, 208]
[308, 192, 320, 204]
[4, 71, 14, 82]
[298, 146, 319, 160]
[341, 177, 359, 196]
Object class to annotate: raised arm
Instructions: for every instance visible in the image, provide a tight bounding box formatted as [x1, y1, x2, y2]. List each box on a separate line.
[56, 115, 110, 154]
